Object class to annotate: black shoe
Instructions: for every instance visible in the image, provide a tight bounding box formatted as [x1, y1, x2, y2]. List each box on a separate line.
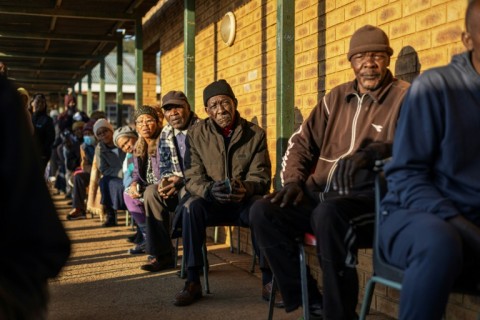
[102, 218, 117, 227]
[126, 233, 137, 243]
[307, 302, 323, 320]
[141, 257, 175, 272]
[102, 208, 117, 227]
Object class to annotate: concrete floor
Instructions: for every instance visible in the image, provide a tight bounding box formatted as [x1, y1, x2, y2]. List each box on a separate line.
[47, 193, 394, 320]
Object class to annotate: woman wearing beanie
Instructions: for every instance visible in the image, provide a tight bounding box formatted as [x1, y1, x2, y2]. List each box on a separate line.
[122, 105, 163, 254]
[94, 118, 127, 227]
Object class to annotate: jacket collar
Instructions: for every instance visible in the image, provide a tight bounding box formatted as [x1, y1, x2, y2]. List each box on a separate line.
[345, 69, 395, 104]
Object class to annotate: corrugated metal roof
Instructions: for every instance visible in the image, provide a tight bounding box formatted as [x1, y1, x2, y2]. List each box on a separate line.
[75, 52, 159, 94]
[75, 52, 135, 93]
[0, 0, 158, 95]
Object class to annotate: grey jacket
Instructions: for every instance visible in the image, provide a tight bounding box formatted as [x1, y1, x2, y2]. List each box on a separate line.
[95, 141, 126, 178]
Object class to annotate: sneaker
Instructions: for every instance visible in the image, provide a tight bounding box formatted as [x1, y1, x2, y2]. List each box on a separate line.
[128, 243, 146, 255]
[67, 209, 86, 221]
[173, 281, 202, 306]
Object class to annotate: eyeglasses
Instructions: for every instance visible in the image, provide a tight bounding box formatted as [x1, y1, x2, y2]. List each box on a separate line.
[135, 119, 156, 126]
[351, 52, 388, 64]
[206, 99, 232, 112]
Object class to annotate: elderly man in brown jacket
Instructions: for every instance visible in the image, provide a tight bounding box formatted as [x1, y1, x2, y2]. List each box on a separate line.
[173, 79, 272, 307]
[250, 25, 410, 320]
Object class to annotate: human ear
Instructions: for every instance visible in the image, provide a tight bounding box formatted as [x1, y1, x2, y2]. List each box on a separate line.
[462, 31, 473, 51]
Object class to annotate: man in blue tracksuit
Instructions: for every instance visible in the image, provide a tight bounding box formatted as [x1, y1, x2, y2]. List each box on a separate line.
[379, 1, 480, 319]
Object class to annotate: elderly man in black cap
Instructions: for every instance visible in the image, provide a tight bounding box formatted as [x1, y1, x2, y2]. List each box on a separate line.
[140, 91, 200, 272]
[250, 25, 410, 319]
[172, 79, 272, 307]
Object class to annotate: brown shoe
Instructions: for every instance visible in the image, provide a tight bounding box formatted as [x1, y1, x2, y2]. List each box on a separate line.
[173, 281, 202, 306]
[67, 208, 86, 220]
[262, 281, 285, 308]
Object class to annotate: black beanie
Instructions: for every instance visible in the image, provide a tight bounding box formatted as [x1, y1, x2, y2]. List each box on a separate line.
[203, 79, 237, 107]
[347, 25, 393, 61]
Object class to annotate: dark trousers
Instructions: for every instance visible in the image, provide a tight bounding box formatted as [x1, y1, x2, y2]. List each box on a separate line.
[99, 176, 125, 210]
[250, 193, 374, 319]
[380, 210, 480, 320]
[72, 171, 90, 211]
[181, 195, 265, 271]
[143, 184, 176, 259]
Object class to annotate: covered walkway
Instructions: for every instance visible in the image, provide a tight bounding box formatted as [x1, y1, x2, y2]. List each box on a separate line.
[47, 192, 392, 320]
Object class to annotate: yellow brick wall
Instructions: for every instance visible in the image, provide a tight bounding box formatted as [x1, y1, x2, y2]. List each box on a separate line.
[143, 0, 478, 318]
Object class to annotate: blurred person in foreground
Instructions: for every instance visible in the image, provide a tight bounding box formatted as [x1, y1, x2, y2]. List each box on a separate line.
[379, 1, 480, 319]
[0, 73, 70, 319]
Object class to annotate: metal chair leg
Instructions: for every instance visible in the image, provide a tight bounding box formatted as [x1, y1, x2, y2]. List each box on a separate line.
[202, 242, 210, 294]
[214, 226, 219, 243]
[229, 226, 234, 253]
[299, 243, 310, 320]
[237, 226, 241, 254]
[359, 278, 376, 320]
[250, 252, 256, 273]
[267, 275, 276, 320]
[174, 238, 179, 269]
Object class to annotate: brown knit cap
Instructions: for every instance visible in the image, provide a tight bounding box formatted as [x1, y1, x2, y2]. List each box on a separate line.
[347, 25, 393, 61]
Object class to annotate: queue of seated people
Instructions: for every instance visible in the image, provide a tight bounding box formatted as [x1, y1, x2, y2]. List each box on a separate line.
[17, 10, 480, 320]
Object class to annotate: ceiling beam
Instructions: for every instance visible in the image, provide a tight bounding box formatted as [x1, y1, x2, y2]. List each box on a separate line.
[8, 65, 86, 73]
[0, 51, 102, 61]
[0, 6, 137, 21]
[0, 30, 121, 42]
[12, 78, 76, 84]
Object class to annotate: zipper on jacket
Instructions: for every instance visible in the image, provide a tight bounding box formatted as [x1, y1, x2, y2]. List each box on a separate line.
[322, 93, 366, 195]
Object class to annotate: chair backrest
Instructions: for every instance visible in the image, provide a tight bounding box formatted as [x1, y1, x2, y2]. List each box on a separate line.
[372, 159, 404, 282]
